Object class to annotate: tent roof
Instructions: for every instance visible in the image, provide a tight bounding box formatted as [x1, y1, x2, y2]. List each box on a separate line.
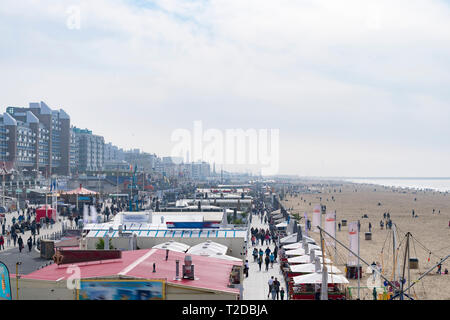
[272, 213, 284, 219]
[187, 241, 228, 256]
[152, 241, 190, 253]
[280, 233, 316, 245]
[284, 248, 306, 256]
[293, 272, 349, 285]
[285, 249, 322, 257]
[288, 255, 331, 264]
[283, 242, 321, 250]
[36, 205, 56, 212]
[62, 187, 98, 195]
[290, 263, 343, 274]
[276, 222, 288, 228]
[270, 209, 281, 215]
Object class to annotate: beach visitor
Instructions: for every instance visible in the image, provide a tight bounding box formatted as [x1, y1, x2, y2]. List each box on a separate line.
[270, 252, 275, 268]
[27, 236, 32, 252]
[267, 276, 274, 298]
[271, 285, 277, 300]
[369, 222, 372, 232]
[258, 255, 262, 271]
[280, 287, 285, 300]
[252, 248, 258, 262]
[6, 231, 11, 247]
[265, 255, 270, 271]
[338, 222, 341, 231]
[244, 260, 249, 278]
[0, 235, 4, 250]
[274, 278, 280, 299]
[17, 235, 23, 253]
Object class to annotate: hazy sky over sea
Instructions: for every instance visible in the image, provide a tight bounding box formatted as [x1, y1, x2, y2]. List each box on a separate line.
[1, 0, 450, 176]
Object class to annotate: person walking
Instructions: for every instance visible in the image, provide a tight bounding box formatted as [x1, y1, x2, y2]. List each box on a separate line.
[244, 260, 249, 278]
[271, 285, 277, 300]
[270, 252, 275, 268]
[264, 254, 270, 271]
[6, 231, 11, 247]
[17, 235, 23, 253]
[27, 236, 33, 252]
[273, 245, 278, 262]
[265, 246, 271, 256]
[280, 287, 285, 300]
[252, 248, 258, 262]
[0, 235, 4, 250]
[258, 255, 263, 271]
[369, 222, 372, 233]
[273, 278, 280, 300]
[267, 276, 274, 299]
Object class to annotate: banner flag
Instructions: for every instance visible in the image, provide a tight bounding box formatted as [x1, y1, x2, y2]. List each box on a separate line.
[324, 210, 336, 249]
[312, 205, 321, 233]
[348, 222, 359, 266]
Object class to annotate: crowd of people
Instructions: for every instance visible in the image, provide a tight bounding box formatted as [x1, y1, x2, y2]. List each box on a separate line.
[0, 199, 131, 254]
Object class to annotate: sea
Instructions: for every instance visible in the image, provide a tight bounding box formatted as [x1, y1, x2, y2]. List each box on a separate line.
[344, 178, 450, 192]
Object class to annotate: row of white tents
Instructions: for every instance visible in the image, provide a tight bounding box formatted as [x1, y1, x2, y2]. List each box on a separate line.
[273, 210, 350, 286]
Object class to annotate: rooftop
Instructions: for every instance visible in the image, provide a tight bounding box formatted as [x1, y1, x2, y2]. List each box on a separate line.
[22, 248, 241, 295]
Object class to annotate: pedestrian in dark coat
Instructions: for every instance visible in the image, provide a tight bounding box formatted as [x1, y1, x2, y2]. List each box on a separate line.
[17, 236, 24, 253]
[27, 236, 33, 252]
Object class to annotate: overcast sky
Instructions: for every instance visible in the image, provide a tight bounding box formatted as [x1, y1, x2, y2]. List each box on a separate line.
[1, 0, 450, 177]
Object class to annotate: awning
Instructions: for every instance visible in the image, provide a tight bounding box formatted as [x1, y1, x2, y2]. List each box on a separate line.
[293, 272, 349, 285]
[290, 263, 343, 274]
[288, 255, 332, 264]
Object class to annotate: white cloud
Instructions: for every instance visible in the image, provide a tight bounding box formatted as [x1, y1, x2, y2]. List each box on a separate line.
[1, 0, 450, 175]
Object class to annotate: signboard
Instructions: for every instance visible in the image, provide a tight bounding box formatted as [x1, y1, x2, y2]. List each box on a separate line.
[122, 213, 150, 224]
[0, 262, 12, 300]
[77, 280, 165, 300]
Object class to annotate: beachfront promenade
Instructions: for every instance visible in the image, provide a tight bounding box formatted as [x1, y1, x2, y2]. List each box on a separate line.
[243, 213, 287, 300]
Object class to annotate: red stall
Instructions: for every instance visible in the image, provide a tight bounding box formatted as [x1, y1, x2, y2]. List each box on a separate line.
[36, 205, 56, 223]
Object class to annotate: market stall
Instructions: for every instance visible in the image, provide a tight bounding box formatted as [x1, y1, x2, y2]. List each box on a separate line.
[290, 272, 349, 300]
[36, 205, 56, 223]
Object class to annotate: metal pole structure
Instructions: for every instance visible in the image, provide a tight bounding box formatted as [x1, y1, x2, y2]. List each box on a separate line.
[398, 254, 450, 295]
[407, 234, 411, 298]
[334, 211, 337, 264]
[319, 229, 327, 300]
[16, 262, 21, 300]
[317, 226, 400, 292]
[357, 220, 360, 300]
[2, 172, 4, 208]
[400, 233, 409, 300]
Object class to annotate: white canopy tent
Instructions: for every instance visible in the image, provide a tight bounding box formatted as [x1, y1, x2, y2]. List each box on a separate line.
[208, 253, 243, 262]
[288, 255, 332, 264]
[283, 242, 321, 251]
[293, 273, 349, 285]
[285, 249, 322, 257]
[152, 240, 190, 253]
[270, 209, 281, 216]
[186, 241, 228, 256]
[280, 234, 316, 245]
[290, 263, 343, 274]
[272, 213, 284, 220]
[276, 222, 288, 228]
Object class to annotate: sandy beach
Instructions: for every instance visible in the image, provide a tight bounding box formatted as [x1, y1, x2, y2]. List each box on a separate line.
[283, 181, 450, 300]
